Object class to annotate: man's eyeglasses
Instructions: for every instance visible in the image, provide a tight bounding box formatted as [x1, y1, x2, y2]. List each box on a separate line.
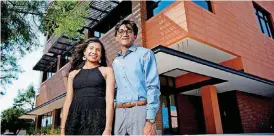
[117, 29, 133, 35]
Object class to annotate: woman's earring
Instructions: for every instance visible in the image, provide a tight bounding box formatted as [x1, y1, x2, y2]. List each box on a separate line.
[99, 60, 101, 63]
[83, 56, 86, 60]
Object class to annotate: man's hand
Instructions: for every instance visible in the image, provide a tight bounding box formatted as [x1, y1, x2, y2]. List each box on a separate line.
[143, 121, 156, 135]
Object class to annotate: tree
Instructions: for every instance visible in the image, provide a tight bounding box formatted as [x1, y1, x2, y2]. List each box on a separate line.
[13, 84, 36, 110]
[0, 107, 33, 135]
[1, 1, 47, 94]
[45, 1, 89, 39]
[1, 84, 36, 134]
[1, 1, 89, 95]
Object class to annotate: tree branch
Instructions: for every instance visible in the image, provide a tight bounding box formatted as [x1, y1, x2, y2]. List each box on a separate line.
[9, 9, 44, 16]
[0, 75, 17, 79]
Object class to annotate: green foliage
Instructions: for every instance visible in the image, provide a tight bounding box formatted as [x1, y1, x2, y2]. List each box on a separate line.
[1, 1, 89, 94]
[0, 84, 36, 134]
[26, 122, 35, 135]
[45, 1, 89, 39]
[1, 107, 34, 135]
[35, 126, 60, 135]
[13, 84, 36, 110]
[1, 1, 47, 94]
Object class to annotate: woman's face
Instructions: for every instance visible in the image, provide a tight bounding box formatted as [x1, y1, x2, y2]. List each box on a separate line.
[83, 42, 102, 63]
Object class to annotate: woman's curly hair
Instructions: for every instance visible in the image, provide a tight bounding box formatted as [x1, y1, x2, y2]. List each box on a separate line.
[69, 37, 107, 72]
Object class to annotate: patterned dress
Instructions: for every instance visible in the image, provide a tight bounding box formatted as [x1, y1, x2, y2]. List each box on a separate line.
[65, 67, 106, 135]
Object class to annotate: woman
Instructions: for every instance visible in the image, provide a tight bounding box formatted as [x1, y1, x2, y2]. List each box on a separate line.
[60, 37, 115, 135]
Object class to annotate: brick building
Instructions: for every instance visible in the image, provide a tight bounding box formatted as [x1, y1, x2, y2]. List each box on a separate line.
[20, 1, 274, 134]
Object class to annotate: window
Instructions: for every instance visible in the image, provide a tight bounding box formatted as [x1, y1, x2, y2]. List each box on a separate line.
[147, 0, 175, 20]
[192, 0, 212, 12]
[42, 71, 56, 82]
[94, 31, 104, 38]
[60, 51, 72, 68]
[41, 112, 52, 127]
[159, 76, 178, 134]
[161, 95, 178, 134]
[47, 72, 55, 79]
[253, 2, 274, 39]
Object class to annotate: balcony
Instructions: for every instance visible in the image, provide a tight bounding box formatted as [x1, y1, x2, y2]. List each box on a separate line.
[35, 63, 70, 107]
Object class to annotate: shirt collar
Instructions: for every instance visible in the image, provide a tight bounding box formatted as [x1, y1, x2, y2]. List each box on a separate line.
[117, 45, 137, 57]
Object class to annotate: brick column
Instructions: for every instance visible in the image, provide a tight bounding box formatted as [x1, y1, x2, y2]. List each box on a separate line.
[84, 28, 92, 39]
[131, 1, 147, 47]
[51, 109, 59, 130]
[35, 115, 42, 133]
[56, 55, 61, 71]
[155, 102, 163, 134]
[201, 85, 223, 134]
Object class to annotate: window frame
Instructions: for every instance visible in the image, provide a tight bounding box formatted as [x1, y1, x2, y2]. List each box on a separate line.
[146, 0, 175, 20]
[253, 2, 274, 39]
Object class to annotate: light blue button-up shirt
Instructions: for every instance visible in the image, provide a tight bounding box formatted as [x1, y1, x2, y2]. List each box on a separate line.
[112, 45, 160, 120]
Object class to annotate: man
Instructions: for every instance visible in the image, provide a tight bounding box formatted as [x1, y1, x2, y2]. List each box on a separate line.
[112, 20, 160, 135]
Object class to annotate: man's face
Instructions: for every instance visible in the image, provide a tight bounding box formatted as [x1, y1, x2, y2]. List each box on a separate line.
[115, 24, 136, 48]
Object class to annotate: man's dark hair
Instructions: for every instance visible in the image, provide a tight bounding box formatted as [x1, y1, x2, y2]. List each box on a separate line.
[114, 20, 138, 36]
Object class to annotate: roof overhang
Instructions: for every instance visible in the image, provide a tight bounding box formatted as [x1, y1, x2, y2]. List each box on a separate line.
[19, 114, 36, 120]
[24, 93, 66, 116]
[33, 1, 121, 72]
[82, 1, 120, 30]
[152, 45, 274, 97]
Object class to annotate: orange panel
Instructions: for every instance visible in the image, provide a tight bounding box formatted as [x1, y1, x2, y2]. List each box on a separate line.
[184, 1, 274, 81]
[176, 57, 244, 88]
[145, 9, 188, 49]
[176, 73, 210, 88]
[201, 85, 223, 134]
[220, 57, 244, 70]
[145, 1, 274, 81]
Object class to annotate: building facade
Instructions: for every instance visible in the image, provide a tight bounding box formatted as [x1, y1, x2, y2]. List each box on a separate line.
[21, 1, 274, 134]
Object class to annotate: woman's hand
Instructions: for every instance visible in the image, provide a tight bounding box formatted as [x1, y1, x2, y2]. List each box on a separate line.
[102, 129, 111, 135]
[60, 128, 65, 136]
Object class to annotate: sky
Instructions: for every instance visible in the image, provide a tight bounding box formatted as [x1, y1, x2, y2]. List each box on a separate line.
[0, 33, 45, 113]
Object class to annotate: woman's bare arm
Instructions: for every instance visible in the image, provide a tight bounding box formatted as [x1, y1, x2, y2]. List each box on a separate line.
[60, 70, 78, 134]
[104, 67, 115, 131]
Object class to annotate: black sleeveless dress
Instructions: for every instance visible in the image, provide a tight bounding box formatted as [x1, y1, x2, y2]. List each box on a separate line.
[65, 67, 106, 135]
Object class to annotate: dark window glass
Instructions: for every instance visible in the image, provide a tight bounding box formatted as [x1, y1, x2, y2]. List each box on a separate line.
[253, 2, 274, 39]
[146, 0, 175, 20]
[192, 0, 212, 12]
[153, 0, 175, 15]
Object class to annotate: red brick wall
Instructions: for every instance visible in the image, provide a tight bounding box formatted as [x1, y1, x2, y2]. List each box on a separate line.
[236, 91, 274, 133]
[155, 104, 163, 132]
[37, 1, 149, 106]
[176, 94, 205, 134]
[100, 1, 147, 66]
[35, 63, 70, 106]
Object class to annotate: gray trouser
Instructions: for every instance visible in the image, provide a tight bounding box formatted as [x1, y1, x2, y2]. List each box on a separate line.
[114, 105, 147, 135]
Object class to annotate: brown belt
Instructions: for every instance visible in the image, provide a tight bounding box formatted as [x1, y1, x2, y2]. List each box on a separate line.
[116, 100, 147, 108]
